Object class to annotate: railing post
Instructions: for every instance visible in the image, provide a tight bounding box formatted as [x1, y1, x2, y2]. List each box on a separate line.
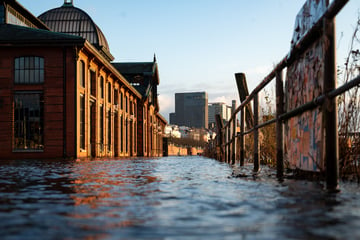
[324, 17, 339, 191]
[240, 107, 245, 166]
[224, 126, 228, 163]
[227, 125, 231, 163]
[276, 70, 284, 179]
[215, 114, 224, 161]
[232, 101, 237, 164]
[222, 128, 226, 162]
[254, 94, 260, 172]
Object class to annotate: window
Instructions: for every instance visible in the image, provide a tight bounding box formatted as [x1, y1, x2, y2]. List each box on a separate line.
[120, 115, 123, 153]
[80, 95, 85, 149]
[14, 92, 44, 150]
[79, 60, 85, 88]
[108, 110, 111, 152]
[130, 100, 133, 115]
[125, 96, 128, 113]
[0, 5, 5, 24]
[125, 118, 128, 152]
[90, 70, 96, 96]
[107, 82, 111, 103]
[15, 57, 44, 84]
[99, 105, 104, 150]
[7, 6, 36, 28]
[135, 120, 137, 152]
[114, 89, 118, 106]
[120, 92, 123, 110]
[100, 77, 104, 98]
[144, 122, 147, 153]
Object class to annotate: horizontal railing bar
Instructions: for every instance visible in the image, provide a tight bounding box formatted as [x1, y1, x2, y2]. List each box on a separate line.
[235, 118, 276, 138]
[243, 128, 254, 136]
[224, 0, 348, 129]
[279, 74, 360, 121]
[279, 100, 320, 121]
[257, 118, 277, 129]
[223, 74, 360, 146]
[221, 0, 351, 154]
[329, 74, 360, 98]
[325, 0, 349, 19]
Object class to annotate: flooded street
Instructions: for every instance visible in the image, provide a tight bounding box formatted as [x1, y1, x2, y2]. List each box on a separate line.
[1, 156, 360, 240]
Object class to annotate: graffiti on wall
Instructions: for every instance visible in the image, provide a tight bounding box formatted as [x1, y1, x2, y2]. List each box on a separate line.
[290, 0, 327, 48]
[284, 0, 327, 171]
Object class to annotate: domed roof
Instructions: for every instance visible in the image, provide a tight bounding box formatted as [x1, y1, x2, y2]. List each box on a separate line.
[38, 1, 114, 61]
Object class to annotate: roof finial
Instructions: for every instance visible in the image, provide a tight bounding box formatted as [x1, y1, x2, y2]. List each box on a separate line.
[63, 0, 73, 6]
[153, 53, 157, 63]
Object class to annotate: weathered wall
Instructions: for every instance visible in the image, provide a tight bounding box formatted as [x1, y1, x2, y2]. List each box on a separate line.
[284, 0, 327, 171]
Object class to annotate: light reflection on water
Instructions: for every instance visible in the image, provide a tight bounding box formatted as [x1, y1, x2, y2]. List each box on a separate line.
[0, 156, 359, 240]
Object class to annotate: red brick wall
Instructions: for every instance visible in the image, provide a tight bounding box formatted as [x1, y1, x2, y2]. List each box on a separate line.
[0, 46, 76, 160]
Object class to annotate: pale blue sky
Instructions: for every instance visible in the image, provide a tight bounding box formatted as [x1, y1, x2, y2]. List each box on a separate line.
[19, 0, 359, 121]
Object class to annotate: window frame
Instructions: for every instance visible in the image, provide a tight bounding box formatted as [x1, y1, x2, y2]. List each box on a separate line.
[100, 76, 104, 99]
[79, 60, 85, 88]
[14, 56, 44, 84]
[13, 91, 44, 152]
[79, 94, 86, 150]
[90, 69, 96, 96]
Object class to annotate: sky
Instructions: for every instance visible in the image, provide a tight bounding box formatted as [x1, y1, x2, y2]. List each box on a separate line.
[18, 0, 359, 121]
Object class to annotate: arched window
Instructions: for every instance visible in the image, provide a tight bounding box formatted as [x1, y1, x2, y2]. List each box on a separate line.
[120, 91, 123, 110]
[79, 94, 85, 149]
[79, 60, 85, 88]
[100, 76, 104, 98]
[107, 82, 111, 103]
[14, 56, 44, 84]
[90, 70, 96, 96]
[99, 105, 104, 151]
[107, 109, 111, 152]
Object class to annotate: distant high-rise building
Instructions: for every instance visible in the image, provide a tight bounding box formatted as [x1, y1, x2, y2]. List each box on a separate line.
[169, 112, 177, 124]
[208, 101, 236, 130]
[208, 102, 227, 126]
[172, 92, 208, 128]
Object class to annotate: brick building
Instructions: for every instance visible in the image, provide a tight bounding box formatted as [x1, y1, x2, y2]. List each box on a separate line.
[0, 0, 166, 159]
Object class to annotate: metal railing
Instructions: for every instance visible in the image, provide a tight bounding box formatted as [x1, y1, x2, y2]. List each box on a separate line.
[218, 0, 357, 191]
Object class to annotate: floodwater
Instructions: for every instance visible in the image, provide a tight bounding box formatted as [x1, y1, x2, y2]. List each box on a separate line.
[0, 156, 359, 240]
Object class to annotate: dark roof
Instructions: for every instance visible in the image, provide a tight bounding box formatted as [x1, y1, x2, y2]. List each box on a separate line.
[112, 62, 156, 75]
[38, 3, 113, 61]
[0, 23, 85, 45]
[112, 62, 157, 97]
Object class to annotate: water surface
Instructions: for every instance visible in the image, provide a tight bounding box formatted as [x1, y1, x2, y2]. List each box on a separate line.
[0, 156, 359, 239]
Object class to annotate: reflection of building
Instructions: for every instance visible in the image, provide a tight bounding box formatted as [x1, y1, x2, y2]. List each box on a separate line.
[0, 0, 166, 159]
[170, 92, 208, 129]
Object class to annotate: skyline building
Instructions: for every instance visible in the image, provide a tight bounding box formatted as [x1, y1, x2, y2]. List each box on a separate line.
[170, 92, 208, 129]
[208, 102, 233, 130]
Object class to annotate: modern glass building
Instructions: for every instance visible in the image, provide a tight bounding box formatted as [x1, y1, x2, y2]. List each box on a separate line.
[172, 92, 208, 129]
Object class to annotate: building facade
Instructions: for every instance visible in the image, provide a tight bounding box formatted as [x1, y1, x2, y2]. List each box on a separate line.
[0, 0, 166, 159]
[208, 101, 237, 130]
[171, 92, 208, 129]
[208, 102, 228, 129]
[112, 61, 167, 157]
